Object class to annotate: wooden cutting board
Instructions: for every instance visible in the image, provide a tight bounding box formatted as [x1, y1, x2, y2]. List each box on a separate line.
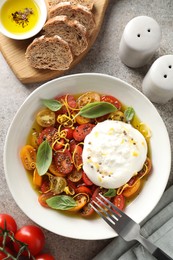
[0, 0, 109, 84]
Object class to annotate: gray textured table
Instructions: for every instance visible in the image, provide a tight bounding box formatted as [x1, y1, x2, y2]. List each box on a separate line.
[0, 1, 173, 259]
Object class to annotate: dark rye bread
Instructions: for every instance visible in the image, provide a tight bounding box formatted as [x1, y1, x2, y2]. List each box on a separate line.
[49, 2, 95, 37]
[47, 0, 94, 10]
[43, 15, 88, 56]
[25, 35, 73, 70]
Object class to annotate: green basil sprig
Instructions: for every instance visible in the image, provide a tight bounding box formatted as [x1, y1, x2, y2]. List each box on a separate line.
[103, 189, 116, 197]
[76, 101, 117, 118]
[124, 107, 135, 122]
[46, 195, 77, 210]
[36, 140, 52, 176]
[42, 99, 62, 111]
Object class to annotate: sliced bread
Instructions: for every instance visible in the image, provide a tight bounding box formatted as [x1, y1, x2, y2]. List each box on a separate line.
[46, 0, 94, 10]
[43, 15, 88, 56]
[49, 2, 95, 37]
[25, 35, 73, 70]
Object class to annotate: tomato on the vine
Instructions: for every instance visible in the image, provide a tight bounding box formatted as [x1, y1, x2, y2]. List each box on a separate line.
[35, 253, 55, 260]
[0, 214, 17, 244]
[14, 225, 45, 256]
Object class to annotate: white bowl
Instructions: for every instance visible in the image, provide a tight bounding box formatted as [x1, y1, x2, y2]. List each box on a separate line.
[4, 73, 171, 240]
[0, 0, 47, 40]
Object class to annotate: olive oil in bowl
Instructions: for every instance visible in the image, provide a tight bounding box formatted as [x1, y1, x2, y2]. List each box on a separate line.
[0, 0, 47, 40]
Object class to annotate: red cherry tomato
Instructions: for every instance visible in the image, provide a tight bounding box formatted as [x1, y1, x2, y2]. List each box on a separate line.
[82, 171, 93, 186]
[14, 225, 45, 256]
[54, 150, 73, 174]
[73, 145, 83, 169]
[113, 194, 125, 211]
[38, 192, 54, 208]
[75, 186, 92, 196]
[0, 214, 17, 244]
[0, 247, 14, 259]
[101, 95, 122, 109]
[35, 253, 55, 260]
[70, 139, 77, 153]
[53, 138, 64, 150]
[73, 123, 95, 141]
[80, 203, 95, 217]
[55, 95, 77, 114]
[37, 127, 57, 145]
[63, 128, 74, 139]
[40, 180, 50, 193]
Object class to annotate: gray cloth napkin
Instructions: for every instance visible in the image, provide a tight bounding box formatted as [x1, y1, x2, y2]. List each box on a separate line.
[92, 185, 173, 260]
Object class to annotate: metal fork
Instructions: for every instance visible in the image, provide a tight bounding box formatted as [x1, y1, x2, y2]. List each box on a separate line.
[91, 193, 172, 260]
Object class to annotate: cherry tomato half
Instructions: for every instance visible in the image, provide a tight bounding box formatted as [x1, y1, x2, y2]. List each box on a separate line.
[20, 145, 36, 171]
[55, 95, 77, 114]
[113, 194, 125, 211]
[82, 171, 93, 186]
[73, 145, 83, 170]
[77, 92, 100, 108]
[54, 150, 73, 174]
[75, 186, 92, 196]
[0, 214, 17, 244]
[36, 108, 55, 127]
[38, 192, 54, 208]
[14, 225, 45, 256]
[35, 253, 55, 260]
[101, 95, 122, 110]
[37, 127, 57, 145]
[80, 203, 94, 217]
[73, 123, 95, 142]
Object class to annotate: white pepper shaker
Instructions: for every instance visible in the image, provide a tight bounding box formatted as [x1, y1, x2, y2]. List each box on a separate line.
[142, 55, 173, 104]
[119, 16, 162, 68]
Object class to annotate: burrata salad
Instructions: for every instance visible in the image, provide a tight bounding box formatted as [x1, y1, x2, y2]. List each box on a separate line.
[20, 92, 152, 217]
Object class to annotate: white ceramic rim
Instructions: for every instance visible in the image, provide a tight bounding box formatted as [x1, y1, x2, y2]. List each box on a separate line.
[0, 0, 47, 40]
[4, 73, 171, 240]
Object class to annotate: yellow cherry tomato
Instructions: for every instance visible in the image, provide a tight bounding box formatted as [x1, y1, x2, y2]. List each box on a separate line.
[77, 92, 100, 108]
[123, 179, 141, 198]
[68, 194, 88, 212]
[20, 145, 36, 171]
[36, 108, 55, 127]
[33, 169, 42, 187]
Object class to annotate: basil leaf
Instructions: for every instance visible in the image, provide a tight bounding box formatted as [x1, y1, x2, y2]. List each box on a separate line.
[77, 102, 117, 118]
[103, 189, 116, 197]
[124, 107, 135, 122]
[42, 99, 62, 111]
[46, 195, 77, 210]
[36, 140, 52, 176]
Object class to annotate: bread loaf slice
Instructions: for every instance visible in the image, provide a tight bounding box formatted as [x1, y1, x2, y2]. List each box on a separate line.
[25, 35, 73, 70]
[43, 15, 88, 56]
[49, 2, 95, 37]
[46, 0, 94, 10]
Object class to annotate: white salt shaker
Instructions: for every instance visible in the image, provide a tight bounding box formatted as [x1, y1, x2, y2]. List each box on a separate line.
[119, 16, 162, 68]
[142, 55, 173, 104]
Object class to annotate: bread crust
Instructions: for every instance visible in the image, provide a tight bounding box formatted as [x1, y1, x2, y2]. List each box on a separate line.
[49, 2, 95, 36]
[43, 15, 88, 56]
[25, 35, 73, 70]
[47, 0, 94, 10]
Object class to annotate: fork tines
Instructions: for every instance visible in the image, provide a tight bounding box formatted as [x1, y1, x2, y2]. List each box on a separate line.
[90, 193, 123, 227]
